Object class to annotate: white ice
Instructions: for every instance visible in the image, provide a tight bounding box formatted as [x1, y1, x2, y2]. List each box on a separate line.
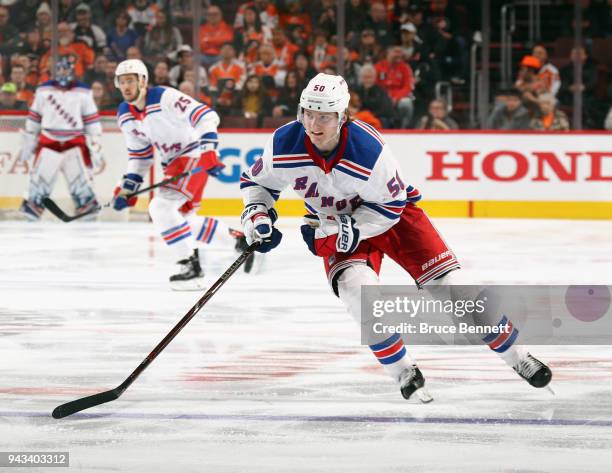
[1, 217, 611, 473]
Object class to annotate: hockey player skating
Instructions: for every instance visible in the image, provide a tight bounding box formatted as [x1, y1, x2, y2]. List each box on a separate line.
[113, 59, 253, 290]
[239, 73, 552, 400]
[19, 57, 103, 220]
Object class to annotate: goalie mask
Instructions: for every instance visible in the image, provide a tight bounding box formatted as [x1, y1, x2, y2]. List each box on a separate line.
[114, 59, 149, 105]
[55, 56, 74, 87]
[297, 73, 350, 134]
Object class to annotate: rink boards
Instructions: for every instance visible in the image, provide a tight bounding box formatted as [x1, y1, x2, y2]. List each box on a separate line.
[0, 126, 610, 219]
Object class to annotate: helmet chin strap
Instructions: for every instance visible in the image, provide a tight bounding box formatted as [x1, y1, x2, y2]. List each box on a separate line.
[336, 111, 347, 135]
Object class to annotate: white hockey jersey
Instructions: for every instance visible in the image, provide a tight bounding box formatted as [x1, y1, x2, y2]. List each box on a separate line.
[117, 86, 220, 177]
[240, 120, 422, 240]
[25, 80, 102, 141]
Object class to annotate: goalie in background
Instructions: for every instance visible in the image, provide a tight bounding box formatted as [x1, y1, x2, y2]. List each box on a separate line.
[19, 56, 104, 220]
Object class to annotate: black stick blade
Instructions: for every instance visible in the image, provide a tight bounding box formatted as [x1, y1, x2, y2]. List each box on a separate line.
[43, 197, 101, 223]
[52, 388, 120, 419]
[42, 198, 73, 222]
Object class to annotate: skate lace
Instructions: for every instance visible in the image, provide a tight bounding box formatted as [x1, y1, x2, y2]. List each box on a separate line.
[515, 355, 543, 378]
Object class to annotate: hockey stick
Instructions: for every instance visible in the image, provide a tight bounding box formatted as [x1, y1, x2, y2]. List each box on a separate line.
[43, 167, 203, 222]
[52, 241, 259, 419]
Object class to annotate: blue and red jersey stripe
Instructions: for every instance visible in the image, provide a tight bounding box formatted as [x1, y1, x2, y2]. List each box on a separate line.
[189, 104, 212, 127]
[482, 316, 519, 353]
[196, 217, 219, 244]
[161, 221, 192, 245]
[369, 333, 407, 365]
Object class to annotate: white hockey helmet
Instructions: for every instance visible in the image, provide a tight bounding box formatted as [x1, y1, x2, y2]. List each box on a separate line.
[114, 59, 148, 88]
[298, 73, 350, 121]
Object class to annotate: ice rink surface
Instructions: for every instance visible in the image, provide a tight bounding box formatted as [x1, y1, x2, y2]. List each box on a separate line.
[1, 216, 611, 473]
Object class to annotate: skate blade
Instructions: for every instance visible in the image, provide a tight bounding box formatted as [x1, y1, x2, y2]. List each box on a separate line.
[415, 387, 434, 403]
[170, 278, 207, 292]
[545, 385, 555, 395]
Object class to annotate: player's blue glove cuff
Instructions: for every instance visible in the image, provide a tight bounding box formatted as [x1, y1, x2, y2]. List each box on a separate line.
[300, 224, 318, 256]
[257, 227, 283, 253]
[113, 173, 143, 211]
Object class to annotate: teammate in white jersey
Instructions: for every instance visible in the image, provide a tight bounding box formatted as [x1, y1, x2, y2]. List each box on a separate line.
[240, 73, 552, 400]
[112, 59, 253, 290]
[19, 57, 104, 220]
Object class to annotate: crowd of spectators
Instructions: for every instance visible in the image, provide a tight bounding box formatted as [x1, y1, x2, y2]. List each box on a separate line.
[0, 0, 610, 130]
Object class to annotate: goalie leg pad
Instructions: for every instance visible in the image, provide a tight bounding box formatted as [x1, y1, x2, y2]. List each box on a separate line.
[61, 147, 97, 210]
[25, 146, 64, 206]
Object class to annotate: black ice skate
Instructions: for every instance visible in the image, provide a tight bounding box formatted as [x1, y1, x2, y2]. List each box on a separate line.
[232, 230, 255, 273]
[513, 353, 552, 388]
[169, 249, 205, 291]
[399, 365, 433, 403]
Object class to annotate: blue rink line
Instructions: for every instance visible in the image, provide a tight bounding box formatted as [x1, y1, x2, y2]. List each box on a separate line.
[3, 411, 612, 427]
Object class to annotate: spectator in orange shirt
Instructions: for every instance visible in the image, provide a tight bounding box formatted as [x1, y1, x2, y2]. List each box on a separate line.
[39, 22, 94, 80]
[375, 45, 414, 128]
[250, 43, 286, 92]
[532, 44, 560, 97]
[209, 43, 247, 93]
[515, 55, 547, 113]
[199, 5, 234, 67]
[280, 0, 312, 37]
[271, 27, 299, 70]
